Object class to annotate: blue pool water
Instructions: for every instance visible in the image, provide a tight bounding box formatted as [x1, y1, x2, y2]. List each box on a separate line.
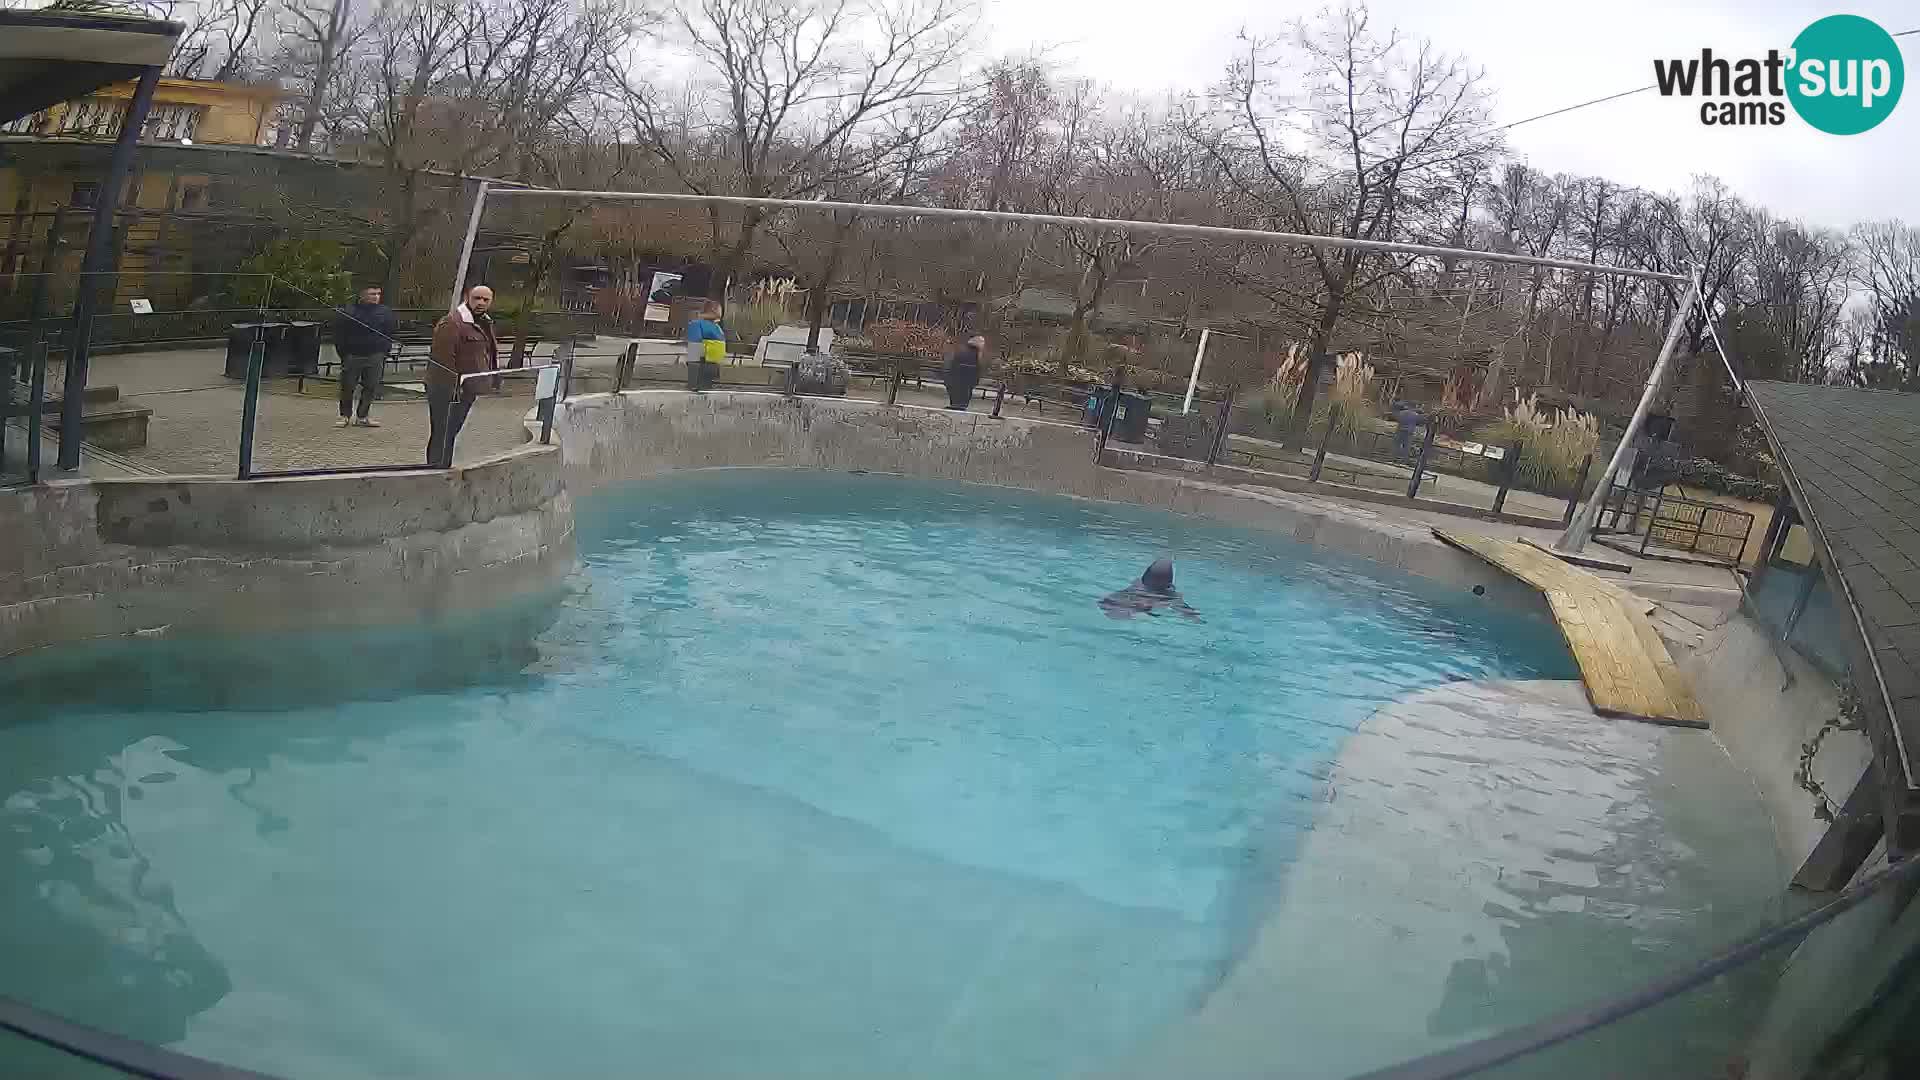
[0, 471, 1588, 1078]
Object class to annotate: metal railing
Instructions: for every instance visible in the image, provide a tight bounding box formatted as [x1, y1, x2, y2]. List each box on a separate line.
[1595, 485, 1755, 566]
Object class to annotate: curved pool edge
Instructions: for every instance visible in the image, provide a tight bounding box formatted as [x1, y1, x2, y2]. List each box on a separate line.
[555, 390, 1549, 616]
[1107, 677, 1785, 1080]
[0, 391, 1552, 656]
[0, 443, 575, 657]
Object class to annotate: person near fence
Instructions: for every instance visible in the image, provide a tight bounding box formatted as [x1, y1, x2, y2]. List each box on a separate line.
[945, 334, 984, 409]
[685, 302, 725, 390]
[427, 285, 498, 467]
[1392, 401, 1423, 462]
[333, 285, 396, 428]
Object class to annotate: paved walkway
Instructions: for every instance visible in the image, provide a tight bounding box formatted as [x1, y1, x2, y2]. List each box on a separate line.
[75, 346, 541, 476]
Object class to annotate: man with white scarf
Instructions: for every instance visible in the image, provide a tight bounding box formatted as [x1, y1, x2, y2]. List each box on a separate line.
[427, 284, 499, 467]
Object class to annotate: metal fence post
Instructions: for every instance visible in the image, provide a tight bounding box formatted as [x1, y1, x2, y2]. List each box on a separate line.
[1204, 393, 1234, 467]
[1564, 454, 1594, 528]
[784, 361, 799, 398]
[990, 381, 1005, 419]
[236, 329, 264, 479]
[60, 65, 160, 473]
[1406, 423, 1437, 499]
[618, 341, 637, 392]
[1094, 367, 1126, 461]
[1640, 489, 1663, 556]
[1310, 406, 1338, 482]
[557, 340, 575, 402]
[886, 360, 901, 405]
[1492, 440, 1522, 515]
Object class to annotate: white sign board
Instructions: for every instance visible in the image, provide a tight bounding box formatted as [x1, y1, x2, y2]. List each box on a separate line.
[647, 271, 683, 303]
[128, 298, 153, 315]
[535, 365, 559, 401]
[644, 302, 670, 323]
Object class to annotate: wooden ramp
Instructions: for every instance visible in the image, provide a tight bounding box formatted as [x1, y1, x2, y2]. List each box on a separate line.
[1433, 529, 1705, 728]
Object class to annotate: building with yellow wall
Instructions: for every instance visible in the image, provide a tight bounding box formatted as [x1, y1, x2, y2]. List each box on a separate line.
[0, 78, 287, 308]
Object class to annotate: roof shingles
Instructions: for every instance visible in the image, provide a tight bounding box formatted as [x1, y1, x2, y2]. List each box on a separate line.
[1748, 381, 1920, 852]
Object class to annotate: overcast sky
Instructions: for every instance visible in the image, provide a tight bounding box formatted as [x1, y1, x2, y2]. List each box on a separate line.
[983, 0, 1917, 231]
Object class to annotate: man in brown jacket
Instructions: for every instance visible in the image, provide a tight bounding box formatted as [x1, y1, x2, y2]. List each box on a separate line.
[427, 284, 499, 466]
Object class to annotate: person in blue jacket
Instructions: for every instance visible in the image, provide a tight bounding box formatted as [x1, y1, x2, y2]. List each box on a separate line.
[685, 302, 725, 390]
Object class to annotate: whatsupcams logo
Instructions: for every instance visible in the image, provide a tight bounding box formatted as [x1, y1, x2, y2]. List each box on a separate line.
[1653, 14, 1904, 133]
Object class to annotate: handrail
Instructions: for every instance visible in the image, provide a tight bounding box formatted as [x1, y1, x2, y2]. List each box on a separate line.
[1349, 853, 1920, 1080]
[0, 994, 281, 1080]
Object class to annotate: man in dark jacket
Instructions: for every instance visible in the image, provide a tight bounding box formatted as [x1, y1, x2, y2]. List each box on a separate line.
[333, 285, 397, 427]
[945, 334, 985, 410]
[427, 285, 498, 466]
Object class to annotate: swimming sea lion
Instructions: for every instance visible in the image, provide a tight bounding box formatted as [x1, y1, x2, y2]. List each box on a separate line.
[1099, 557, 1202, 621]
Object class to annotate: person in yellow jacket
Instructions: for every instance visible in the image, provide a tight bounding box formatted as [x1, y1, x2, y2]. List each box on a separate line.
[684, 301, 725, 390]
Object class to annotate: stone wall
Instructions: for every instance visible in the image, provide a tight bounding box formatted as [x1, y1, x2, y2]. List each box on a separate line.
[555, 390, 1548, 612]
[0, 444, 574, 656]
[1681, 614, 1869, 877]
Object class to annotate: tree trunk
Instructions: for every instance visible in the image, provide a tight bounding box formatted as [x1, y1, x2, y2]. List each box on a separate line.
[1061, 248, 1110, 376]
[805, 215, 855, 353]
[708, 208, 764, 299]
[380, 169, 419, 300]
[1285, 302, 1343, 450]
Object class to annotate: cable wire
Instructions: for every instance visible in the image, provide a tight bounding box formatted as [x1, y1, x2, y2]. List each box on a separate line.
[1497, 85, 1657, 131]
[1496, 28, 1915, 131]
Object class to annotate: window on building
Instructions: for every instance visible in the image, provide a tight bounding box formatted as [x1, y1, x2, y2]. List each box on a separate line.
[0, 110, 50, 135]
[142, 104, 205, 142]
[69, 182, 99, 208]
[51, 99, 206, 142]
[55, 98, 123, 137]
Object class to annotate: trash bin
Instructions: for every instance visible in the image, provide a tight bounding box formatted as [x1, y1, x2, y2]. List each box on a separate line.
[1113, 391, 1152, 443]
[1083, 386, 1112, 428]
[225, 323, 269, 378]
[282, 321, 321, 375]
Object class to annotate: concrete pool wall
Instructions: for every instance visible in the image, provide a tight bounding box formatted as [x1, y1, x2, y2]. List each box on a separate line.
[0, 444, 573, 656]
[554, 390, 1548, 613]
[1, 389, 1547, 655]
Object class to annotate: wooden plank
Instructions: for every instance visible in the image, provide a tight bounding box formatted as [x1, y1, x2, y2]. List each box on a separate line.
[1432, 527, 1705, 727]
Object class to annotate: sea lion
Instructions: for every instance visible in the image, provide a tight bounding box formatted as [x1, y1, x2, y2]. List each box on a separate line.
[1099, 557, 1202, 621]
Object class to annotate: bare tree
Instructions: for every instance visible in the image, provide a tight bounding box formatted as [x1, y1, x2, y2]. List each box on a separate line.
[1731, 211, 1850, 384]
[1189, 2, 1501, 445]
[769, 100, 956, 352]
[614, 0, 976, 297]
[1851, 219, 1920, 386]
[169, 0, 276, 80]
[277, 0, 365, 151]
[347, 0, 636, 297]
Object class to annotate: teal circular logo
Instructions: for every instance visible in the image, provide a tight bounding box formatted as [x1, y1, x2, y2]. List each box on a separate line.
[1787, 15, 1904, 135]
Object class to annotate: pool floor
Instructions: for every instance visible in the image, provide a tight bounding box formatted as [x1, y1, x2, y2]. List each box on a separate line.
[0, 471, 1780, 1078]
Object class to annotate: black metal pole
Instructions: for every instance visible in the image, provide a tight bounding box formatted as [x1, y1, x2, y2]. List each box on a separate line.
[1564, 454, 1594, 528]
[1406, 423, 1437, 499]
[615, 341, 635, 392]
[990, 381, 1005, 419]
[1491, 440, 1522, 515]
[886, 360, 901, 405]
[1310, 405, 1338, 482]
[21, 209, 64, 484]
[1204, 393, 1234, 467]
[58, 65, 160, 472]
[236, 329, 264, 479]
[1094, 367, 1125, 460]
